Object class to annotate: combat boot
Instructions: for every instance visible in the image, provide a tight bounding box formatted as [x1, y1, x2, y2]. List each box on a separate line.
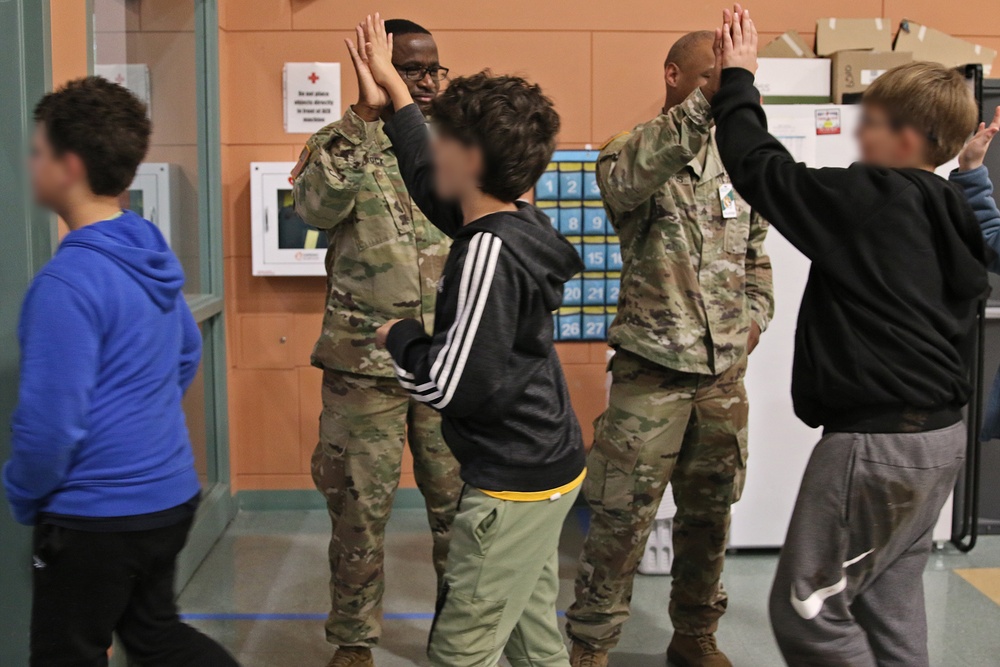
[326, 647, 375, 667]
[570, 642, 609, 667]
[666, 633, 732, 667]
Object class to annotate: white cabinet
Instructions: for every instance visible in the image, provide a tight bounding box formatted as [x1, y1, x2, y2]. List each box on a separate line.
[250, 162, 327, 277]
[125, 162, 178, 247]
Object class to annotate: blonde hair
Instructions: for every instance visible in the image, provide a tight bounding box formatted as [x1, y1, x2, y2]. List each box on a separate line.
[863, 61, 979, 166]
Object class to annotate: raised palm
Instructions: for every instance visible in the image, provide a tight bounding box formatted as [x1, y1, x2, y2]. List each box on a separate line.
[345, 23, 389, 114]
[360, 13, 398, 90]
[959, 105, 1000, 172]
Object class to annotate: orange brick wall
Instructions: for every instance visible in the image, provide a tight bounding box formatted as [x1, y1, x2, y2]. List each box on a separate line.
[217, 0, 1000, 491]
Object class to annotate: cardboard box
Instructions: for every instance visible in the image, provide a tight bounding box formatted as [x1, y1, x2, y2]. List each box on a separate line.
[756, 58, 832, 103]
[760, 30, 815, 59]
[830, 50, 913, 103]
[894, 20, 997, 76]
[816, 18, 893, 56]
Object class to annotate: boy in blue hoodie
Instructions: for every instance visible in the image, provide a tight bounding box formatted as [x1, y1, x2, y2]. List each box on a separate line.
[3, 77, 238, 667]
[950, 106, 1000, 438]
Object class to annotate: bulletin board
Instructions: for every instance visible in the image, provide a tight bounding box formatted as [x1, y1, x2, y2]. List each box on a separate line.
[535, 150, 620, 341]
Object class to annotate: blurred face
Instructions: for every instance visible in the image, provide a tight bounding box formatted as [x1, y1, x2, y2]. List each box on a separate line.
[665, 38, 716, 109]
[857, 103, 927, 168]
[430, 132, 482, 201]
[392, 33, 443, 115]
[30, 123, 79, 212]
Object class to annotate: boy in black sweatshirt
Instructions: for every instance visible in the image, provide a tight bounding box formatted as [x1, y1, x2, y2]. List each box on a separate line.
[711, 8, 988, 667]
[347, 15, 585, 667]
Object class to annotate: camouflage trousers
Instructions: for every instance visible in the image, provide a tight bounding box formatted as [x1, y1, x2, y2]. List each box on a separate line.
[566, 349, 748, 649]
[311, 369, 463, 648]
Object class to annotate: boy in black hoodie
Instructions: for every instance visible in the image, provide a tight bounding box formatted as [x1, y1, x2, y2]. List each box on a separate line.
[347, 15, 585, 667]
[710, 8, 988, 667]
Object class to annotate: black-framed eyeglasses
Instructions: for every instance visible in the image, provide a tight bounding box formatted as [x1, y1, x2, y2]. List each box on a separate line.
[395, 65, 450, 82]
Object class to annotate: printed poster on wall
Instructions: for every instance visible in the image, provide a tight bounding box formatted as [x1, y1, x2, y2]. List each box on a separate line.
[815, 109, 842, 135]
[95, 64, 152, 117]
[283, 62, 341, 134]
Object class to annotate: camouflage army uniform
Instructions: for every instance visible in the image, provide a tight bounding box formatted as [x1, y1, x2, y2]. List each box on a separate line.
[293, 107, 463, 649]
[566, 89, 774, 649]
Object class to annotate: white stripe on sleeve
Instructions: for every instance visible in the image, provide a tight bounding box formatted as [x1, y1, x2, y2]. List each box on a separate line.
[391, 232, 502, 409]
[434, 234, 502, 409]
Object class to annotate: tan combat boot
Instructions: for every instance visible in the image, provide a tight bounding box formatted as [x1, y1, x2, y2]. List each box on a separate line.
[326, 647, 375, 667]
[666, 633, 732, 667]
[570, 642, 609, 667]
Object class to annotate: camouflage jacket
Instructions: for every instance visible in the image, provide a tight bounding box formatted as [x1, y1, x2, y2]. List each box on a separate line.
[293, 108, 450, 377]
[599, 89, 774, 376]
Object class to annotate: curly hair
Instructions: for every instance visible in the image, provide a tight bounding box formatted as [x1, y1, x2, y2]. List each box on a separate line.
[430, 72, 561, 202]
[33, 76, 151, 196]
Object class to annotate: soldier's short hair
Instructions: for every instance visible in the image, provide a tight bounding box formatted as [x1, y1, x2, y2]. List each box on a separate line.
[863, 62, 978, 167]
[665, 30, 715, 70]
[384, 19, 431, 37]
[430, 72, 560, 203]
[33, 76, 150, 197]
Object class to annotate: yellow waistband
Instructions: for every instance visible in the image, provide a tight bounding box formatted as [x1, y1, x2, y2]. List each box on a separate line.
[478, 468, 586, 502]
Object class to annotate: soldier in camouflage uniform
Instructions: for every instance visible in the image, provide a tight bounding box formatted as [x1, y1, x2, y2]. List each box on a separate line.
[291, 19, 462, 667]
[566, 32, 774, 667]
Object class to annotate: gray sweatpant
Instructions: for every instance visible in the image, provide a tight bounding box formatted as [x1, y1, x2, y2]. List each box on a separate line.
[769, 423, 965, 667]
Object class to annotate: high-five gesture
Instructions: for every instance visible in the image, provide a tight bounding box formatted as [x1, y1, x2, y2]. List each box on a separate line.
[360, 13, 396, 89]
[358, 13, 415, 113]
[721, 4, 758, 73]
[345, 22, 389, 121]
[958, 105, 1000, 172]
[700, 28, 725, 102]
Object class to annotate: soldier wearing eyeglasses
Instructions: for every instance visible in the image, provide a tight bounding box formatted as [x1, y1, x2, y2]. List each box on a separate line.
[292, 18, 460, 667]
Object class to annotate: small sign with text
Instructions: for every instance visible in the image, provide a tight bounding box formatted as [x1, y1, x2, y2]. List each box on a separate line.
[283, 62, 341, 134]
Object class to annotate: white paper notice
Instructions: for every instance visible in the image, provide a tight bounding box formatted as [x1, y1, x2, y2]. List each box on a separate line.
[284, 62, 341, 134]
[770, 117, 816, 166]
[95, 64, 152, 116]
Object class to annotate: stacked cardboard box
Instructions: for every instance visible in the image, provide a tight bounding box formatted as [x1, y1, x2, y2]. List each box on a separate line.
[756, 18, 996, 104]
[894, 20, 996, 77]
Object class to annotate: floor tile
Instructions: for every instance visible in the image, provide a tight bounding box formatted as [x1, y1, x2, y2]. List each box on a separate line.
[179, 509, 1000, 666]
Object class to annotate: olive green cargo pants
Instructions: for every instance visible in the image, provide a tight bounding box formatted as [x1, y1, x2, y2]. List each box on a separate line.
[428, 485, 581, 667]
[312, 370, 463, 648]
[567, 349, 748, 649]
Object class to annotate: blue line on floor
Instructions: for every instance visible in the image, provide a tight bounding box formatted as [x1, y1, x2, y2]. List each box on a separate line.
[182, 611, 568, 621]
[183, 613, 328, 621]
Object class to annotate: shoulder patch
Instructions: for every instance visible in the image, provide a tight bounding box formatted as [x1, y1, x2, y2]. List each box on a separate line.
[600, 131, 631, 151]
[289, 145, 312, 183]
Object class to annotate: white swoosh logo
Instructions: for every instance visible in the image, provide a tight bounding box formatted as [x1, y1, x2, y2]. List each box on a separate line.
[790, 548, 875, 620]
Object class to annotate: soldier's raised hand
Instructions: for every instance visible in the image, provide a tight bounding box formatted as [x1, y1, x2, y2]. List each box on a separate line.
[345, 23, 389, 122]
[958, 105, 1000, 172]
[358, 13, 416, 113]
[701, 28, 725, 102]
[360, 13, 398, 90]
[721, 5, 758, 74]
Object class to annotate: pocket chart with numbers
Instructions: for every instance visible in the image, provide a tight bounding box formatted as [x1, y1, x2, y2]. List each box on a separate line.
[535, 150, 621, 341]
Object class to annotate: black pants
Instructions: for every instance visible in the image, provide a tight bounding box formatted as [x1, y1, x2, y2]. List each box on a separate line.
[31, 517, 239, 667]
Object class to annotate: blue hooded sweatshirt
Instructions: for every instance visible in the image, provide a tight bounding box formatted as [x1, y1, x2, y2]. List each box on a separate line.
[950, 166, 1000, 440]
[3, 210, 202, 525]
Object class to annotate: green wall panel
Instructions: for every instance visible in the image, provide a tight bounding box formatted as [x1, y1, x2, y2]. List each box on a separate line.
[0, 1, 54, 664]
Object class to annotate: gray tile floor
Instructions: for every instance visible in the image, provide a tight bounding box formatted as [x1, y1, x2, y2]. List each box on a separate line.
[179, 508, 1000, 666]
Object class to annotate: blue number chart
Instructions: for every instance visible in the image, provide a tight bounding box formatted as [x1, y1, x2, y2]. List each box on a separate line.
[538, 150, 621, 341]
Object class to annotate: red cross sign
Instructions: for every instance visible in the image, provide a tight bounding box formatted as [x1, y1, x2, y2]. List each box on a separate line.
[308, 72, 319, 84]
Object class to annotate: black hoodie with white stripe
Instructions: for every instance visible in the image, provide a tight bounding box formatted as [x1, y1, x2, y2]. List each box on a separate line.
[384, 104, 586, 493]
